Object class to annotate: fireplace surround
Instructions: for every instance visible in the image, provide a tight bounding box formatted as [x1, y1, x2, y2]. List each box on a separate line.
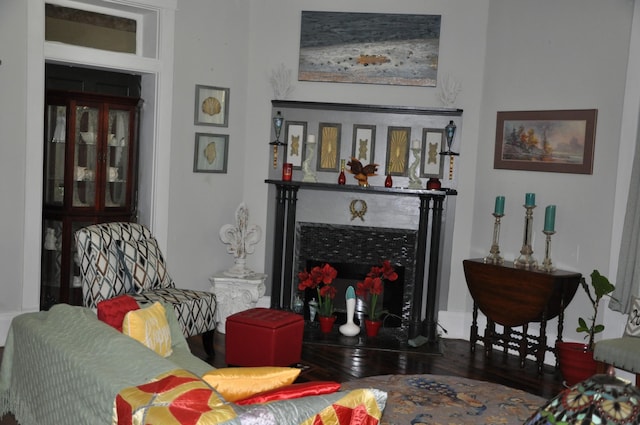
[264, 100, 462, 342]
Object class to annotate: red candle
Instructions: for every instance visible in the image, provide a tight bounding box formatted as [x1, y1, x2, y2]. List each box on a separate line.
[282, 163, 293, 181]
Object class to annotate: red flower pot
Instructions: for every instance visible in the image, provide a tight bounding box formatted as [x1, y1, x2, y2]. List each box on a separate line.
[319, 315, 336, 334]
[365, 319, 382, 337]
[556, 342, 597, 386]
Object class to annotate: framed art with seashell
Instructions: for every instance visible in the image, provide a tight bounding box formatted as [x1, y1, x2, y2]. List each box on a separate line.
[194, 84, 230, 127]
[193, 132, 229, 173]
[351, 124, 376, 166]
[420, 128, 445, 178]
[284, 121, 307, 169]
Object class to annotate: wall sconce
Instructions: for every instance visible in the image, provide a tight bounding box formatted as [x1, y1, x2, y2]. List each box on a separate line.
[440, 120, 459, 181]
[269, 111, 285, 169]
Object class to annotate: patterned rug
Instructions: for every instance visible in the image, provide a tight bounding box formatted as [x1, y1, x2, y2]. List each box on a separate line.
[340, 374, 547, 425]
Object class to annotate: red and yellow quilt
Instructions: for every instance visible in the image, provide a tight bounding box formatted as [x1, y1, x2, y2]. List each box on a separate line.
[113, 369, 236, 425]
[113, 369, 386, 425]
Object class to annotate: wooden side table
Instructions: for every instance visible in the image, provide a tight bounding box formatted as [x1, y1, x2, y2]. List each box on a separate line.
[209, 272, 267, 333]
[462, 258, 581, 373]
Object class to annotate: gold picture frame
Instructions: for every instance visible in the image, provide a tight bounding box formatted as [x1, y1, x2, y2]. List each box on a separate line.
[317, 122, 341, 171]
[386, 126, 411, 176]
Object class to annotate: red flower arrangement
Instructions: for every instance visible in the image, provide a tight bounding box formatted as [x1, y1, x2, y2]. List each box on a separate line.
[298, 263, 338, 317]
[356, 260, 398, 321]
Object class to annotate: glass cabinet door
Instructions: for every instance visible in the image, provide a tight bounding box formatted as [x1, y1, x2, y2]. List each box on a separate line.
[73, 105, 99, 207]
[41, 218, 63, 309]
[105, 108, 130, 208]
[43, 104, 67, 206]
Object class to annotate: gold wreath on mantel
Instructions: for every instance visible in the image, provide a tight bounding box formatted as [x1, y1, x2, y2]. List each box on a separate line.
[349, 199, 367, 221]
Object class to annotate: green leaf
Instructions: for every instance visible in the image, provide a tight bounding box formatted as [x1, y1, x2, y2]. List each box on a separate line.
[590, 270, 615, 299]
[593, 324, 605, 334]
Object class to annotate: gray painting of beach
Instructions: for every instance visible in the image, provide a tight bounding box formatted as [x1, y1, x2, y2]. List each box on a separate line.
[298, 11, 440, 87]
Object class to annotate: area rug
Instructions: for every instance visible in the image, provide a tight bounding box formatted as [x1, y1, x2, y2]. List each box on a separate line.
[340, 374, 546, 425]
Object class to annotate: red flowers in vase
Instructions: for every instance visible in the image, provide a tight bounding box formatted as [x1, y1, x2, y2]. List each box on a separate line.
[356, 260, 398, 321]
[298, 263, 338, 317]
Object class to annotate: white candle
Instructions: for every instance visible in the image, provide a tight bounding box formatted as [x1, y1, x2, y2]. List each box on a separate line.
[307, 135, 315, 144]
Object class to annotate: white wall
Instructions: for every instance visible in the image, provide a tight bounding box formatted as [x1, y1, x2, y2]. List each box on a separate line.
[241, 0, 490, 301]
[0, 0, 637, 350]
[167, 1, 251, 290]
[472, 0, 634, 344]
[0, 0, 29, 330]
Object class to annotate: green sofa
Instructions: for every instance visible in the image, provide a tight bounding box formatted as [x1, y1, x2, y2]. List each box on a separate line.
[0, 304, 386, 425]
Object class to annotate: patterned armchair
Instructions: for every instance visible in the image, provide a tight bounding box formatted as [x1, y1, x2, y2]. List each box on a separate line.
[75, 222, 217, 355]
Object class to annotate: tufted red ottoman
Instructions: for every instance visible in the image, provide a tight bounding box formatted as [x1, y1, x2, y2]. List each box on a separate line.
[225, 308, 304, 367]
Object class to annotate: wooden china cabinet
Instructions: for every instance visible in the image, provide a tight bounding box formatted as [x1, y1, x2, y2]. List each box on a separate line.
[41, 90, 140, 310]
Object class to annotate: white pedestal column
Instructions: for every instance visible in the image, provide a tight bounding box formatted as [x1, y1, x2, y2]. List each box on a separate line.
[209, 272, 267, 333]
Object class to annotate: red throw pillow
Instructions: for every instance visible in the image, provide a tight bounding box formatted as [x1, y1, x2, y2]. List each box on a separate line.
[235, 381, 341, 405]
[97, 294, 140, 332]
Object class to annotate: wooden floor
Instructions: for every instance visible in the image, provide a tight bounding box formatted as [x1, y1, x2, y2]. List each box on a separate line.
[0, 332, 564, 424]
[190, 331, 564, 399]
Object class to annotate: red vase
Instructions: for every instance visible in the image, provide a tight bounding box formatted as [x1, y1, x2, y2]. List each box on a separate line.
[384, 174, 393, 188]
[319, 316, 336, 333]
[365, 319, 382, 337]
[556, 342, 597, 386]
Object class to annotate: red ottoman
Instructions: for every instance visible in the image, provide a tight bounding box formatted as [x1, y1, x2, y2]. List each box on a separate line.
[225, 308, 304, 367]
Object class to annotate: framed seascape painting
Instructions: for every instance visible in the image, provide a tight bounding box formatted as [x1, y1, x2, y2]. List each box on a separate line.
[298, 11, 441, 87]
[351, 124, 376, 165]
[285, 121, 307, 169]
[494, 109, 597, 174]
[194, 85, 229, 127]
[421, 128, 445, 178]
[193, 133, 228, 173]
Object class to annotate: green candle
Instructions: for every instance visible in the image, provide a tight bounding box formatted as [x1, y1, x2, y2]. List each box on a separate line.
[544, 205, 556, 232]
[494, 196, 505, 215]
[525, 193, 536, 207]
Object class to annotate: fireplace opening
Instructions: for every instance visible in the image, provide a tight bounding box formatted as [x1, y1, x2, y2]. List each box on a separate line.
[302, 260, 405, 327]
[295, 222, 417, 336]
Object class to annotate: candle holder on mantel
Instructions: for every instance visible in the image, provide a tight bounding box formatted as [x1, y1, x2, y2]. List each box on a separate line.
[483, 213, 505, 265]
[514, 204, 538, 269]
[538, 230, 556, 272]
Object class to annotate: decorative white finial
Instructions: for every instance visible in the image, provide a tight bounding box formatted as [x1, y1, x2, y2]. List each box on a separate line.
[219, 203, 262, 277]
[439, 73, 462, 108]
[270, 63, 295, 100]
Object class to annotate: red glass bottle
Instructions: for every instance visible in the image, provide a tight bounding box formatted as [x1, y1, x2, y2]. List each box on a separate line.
[384, 174, 393, 188]
[338, 159, 346, 185]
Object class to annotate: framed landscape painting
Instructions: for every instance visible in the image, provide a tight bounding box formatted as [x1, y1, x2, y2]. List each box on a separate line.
[494, 109, 597, 174]
[298, 11, 441, 87]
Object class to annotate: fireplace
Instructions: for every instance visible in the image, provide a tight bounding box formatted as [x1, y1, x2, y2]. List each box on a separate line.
[296, 223, 417, 337]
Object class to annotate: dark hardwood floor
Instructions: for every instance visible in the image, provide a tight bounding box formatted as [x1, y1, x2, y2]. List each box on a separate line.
[0, 331, 563, 424]
[190, 331, 564, 399]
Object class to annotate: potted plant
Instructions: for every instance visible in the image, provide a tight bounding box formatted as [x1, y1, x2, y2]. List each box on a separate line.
[298, 263, 338, 333]
[356, 260, 398, 337]
[557, 269, 616, 385]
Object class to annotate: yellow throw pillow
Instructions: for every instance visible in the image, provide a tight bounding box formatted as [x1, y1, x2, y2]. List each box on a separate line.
[202, 367, 300, 402]
[122, 302, 173, 357]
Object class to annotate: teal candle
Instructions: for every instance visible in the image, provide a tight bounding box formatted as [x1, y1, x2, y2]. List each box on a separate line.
[525, 193, 536, 207]
[544, 205, 556, 232]
[494, 196, 505, 215]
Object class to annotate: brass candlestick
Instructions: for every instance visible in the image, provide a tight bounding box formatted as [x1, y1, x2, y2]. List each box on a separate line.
[484, 213, 504, 265]
[538, 230, 556, 272]
[514, 204, 538, 269]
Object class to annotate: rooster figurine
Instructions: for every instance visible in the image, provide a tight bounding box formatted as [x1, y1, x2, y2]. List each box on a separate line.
[347, 157, 378, 187]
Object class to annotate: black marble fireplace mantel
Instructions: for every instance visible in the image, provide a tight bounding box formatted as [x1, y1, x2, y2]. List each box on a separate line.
[265, 179, 456, 342]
